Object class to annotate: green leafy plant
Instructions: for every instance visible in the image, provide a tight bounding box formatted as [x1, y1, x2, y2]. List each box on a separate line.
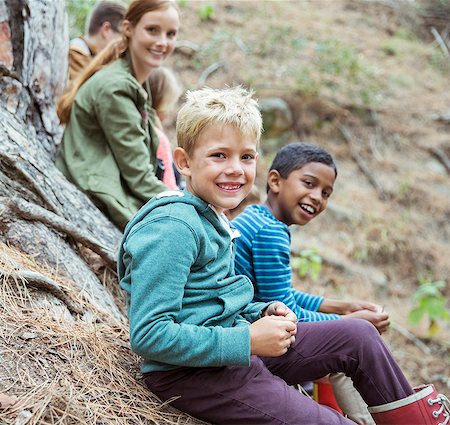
[66, 0, 97, 38]
[291, 248, 322, 281]
[198, 3, 215, 21]
[408, 278, 449, 337]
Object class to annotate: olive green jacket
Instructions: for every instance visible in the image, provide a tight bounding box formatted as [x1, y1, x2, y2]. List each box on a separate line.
[56, 56, 167, 230]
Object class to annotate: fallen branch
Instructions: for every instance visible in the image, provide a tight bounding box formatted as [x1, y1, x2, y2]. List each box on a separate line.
[0, 267, 84, 315]
[390, 321, 432, 355]
[175, 39, 201, 57]
[338, 125, 389, 200]
[197, 61, 225, 87]
[234, 36, 251, 55]
[7, 197, 116, 268]
[428, 146, 450, 174]
[431, 27, 450, 58]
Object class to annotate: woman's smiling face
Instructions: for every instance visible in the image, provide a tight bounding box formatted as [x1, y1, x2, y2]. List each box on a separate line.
[124, 5, 179, 83]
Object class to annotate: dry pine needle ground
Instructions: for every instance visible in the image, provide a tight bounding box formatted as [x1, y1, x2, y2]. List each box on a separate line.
[0, 243, 204, 425]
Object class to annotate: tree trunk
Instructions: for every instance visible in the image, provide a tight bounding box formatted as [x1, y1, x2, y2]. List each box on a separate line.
[0, 0, 124, 321]
[0, 3, 203, 423]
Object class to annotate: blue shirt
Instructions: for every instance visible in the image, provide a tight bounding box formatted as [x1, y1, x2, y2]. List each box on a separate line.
[233, 204, 340, 322]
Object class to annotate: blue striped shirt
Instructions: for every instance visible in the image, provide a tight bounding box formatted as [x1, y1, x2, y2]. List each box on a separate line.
[233, 204, 340, 322]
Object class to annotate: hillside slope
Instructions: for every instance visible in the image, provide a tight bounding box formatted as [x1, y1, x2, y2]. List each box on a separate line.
[169, 0, 450, 389]
[0, 1, 448, 424]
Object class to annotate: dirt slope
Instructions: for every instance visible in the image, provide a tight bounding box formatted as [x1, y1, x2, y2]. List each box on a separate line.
[169, 0, 450, 390]
[0, 1, 448, 424]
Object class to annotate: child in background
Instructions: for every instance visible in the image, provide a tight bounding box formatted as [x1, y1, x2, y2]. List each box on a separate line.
[117, 86, 447, 425]
[148, 66, 183, 190]
[68, 1, 126, 82]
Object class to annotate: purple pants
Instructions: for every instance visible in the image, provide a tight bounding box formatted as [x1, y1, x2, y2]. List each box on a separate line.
[144, 319, 413, 425]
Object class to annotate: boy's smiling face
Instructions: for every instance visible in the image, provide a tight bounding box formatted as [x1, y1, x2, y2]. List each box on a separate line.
[268, 162, 336, 226]
[174, 124, 258, 214]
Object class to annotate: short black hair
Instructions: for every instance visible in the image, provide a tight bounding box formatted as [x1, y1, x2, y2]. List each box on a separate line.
[267, 142, 337, 192]
[87, 1, 126, 35]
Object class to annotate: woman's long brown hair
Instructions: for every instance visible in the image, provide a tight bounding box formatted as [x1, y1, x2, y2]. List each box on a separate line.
[57, 0, 177, 124]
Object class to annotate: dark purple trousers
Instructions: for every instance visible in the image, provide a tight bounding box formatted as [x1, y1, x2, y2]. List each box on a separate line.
[144, 319, 413, 425]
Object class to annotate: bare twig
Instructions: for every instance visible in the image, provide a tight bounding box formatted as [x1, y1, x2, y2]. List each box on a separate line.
[234, 36, 251, 55]
[197, 61, 225, 87]
[175, 39, 201, 56]
[390, 322, 432, 355]
[428, 147, 450, 174]
[0, 267, 84, 315]
[431, 27, 450, 58]
[8, 197, 116, 268]
[338, 125, 389, 200]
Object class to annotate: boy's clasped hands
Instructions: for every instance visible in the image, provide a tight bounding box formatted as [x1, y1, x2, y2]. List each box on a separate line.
[250, 301, 298, 357]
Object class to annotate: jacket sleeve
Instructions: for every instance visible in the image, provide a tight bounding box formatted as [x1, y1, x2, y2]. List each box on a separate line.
[240, 300, 272, 323]
[124, 217, 251, 368]
[94, 79, 167, 202]
[252, 226, 339, 322]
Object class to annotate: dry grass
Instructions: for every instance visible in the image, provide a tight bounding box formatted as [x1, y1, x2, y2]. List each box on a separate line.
[0, 243, 204, 425]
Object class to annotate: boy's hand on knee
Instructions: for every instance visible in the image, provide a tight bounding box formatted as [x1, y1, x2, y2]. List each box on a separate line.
[319, 299, 384, 316]
[343, 309, 390, 334]
[264, 302, 298, 325]
[250, 316, 297, 357]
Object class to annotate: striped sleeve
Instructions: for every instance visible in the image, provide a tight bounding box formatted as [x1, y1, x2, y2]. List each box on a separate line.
[251, 226, 340, 322]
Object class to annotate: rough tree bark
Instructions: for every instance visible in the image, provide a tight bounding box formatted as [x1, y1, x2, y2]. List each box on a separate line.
[0, 0, 124, 321]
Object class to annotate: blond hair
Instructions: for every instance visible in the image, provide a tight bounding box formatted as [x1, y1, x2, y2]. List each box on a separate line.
[148, 67, 183, 114]
[58, 0, 178, 124]
[176, 86, 262, 155]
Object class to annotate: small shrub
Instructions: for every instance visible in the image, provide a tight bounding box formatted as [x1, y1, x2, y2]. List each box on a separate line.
[381, 40, 397, 56]
[198, 3, 215, 21]
[291, 248, 322, 281]
[408, 278, 449, 337]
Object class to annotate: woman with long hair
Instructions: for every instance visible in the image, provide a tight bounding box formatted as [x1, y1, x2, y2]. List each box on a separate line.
[57, 0, 179, 230]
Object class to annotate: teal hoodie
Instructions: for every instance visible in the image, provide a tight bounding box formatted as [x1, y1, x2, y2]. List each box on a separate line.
[117, 191, 271, 373]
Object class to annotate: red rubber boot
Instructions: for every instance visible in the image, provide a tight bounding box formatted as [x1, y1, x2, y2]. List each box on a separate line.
[368, 384, 449, 425]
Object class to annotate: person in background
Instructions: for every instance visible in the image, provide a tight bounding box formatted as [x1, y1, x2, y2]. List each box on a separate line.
[69, 0, 126, 81]
[57, 0, 180, 230]
[148, 66, 183, 190]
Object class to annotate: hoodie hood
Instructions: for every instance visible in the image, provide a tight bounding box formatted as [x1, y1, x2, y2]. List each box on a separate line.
[118, 190, 223, 280]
